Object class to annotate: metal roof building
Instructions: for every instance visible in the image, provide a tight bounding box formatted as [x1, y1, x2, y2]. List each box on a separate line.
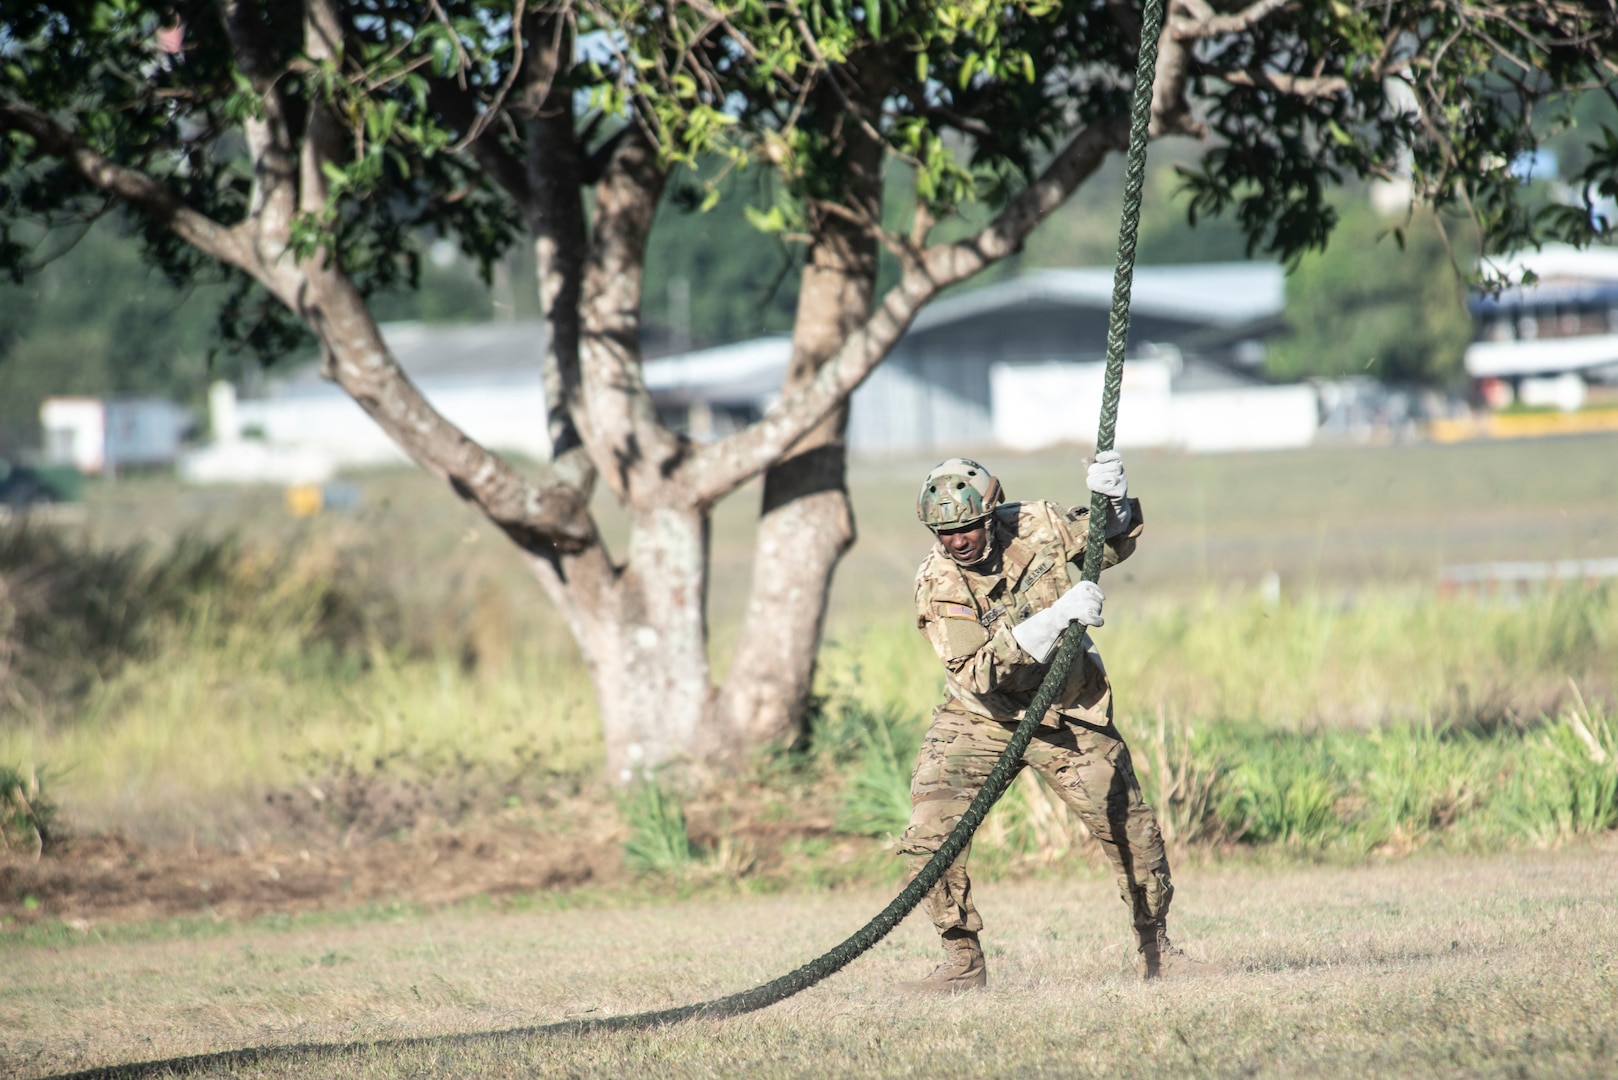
[845, 263, 1286, 454]
[1465, 246, 1618, 382]
[238, 319, 553, 466]
[218, 261, 1304, 473]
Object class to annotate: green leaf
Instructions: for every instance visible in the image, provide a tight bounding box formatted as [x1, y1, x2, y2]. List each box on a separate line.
[431, 34, 456, 78]
[959, 52, 979, 89]
[743, 204, 787, 233]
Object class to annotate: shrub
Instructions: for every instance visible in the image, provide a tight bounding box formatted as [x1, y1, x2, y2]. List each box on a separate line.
[1218, 739, 1343, 850]
[0, 763, 55, 853]
[1503, 694, 1618, 843]
[620, 780, 697, 875]
[0, 523, 385, 724]
[831, 703, 921, 839]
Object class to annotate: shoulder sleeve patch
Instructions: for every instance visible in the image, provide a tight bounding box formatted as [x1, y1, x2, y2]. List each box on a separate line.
[941, 615, 991, 660]
[936, 602, 977, 620]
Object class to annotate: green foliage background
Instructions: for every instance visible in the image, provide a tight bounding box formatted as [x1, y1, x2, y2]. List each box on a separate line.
[1266, 202, 1475, 385]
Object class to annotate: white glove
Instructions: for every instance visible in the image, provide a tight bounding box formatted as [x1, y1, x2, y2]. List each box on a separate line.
[1086, 450, 1128, 499]
[1010, 580, 1105, 663]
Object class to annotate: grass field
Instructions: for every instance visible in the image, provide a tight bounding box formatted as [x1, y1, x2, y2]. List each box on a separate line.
[3, 434, 1618, 1076]
[5, 845, 1617, 1078]
[60, 430, 1618, 632]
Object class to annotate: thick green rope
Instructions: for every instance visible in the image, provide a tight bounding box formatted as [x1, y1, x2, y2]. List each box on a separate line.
[42, 8, 1167, 1080]
[539, 0, 1171, 1030]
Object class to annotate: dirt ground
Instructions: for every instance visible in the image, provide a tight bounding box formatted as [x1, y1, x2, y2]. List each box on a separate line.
[0, 824, 616, 930]
[0, 779, 857, 931]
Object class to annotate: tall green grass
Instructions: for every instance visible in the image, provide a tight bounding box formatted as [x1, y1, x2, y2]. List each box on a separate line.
[812, 589, 1618, 864]
[0, 524, 599, 841]
[0, 524, 382, 721]
[812, 697, 1618, 868]
[5, 520, 1616, 859]
[620, 780, 698, 874]
[819, 585, 1617, 735]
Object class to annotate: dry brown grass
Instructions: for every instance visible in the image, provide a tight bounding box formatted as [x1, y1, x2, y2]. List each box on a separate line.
[6, 843, 1617, 1078]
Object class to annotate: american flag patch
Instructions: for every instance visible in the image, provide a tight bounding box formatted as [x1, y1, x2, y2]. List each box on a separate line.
[938, 602, 977, 619]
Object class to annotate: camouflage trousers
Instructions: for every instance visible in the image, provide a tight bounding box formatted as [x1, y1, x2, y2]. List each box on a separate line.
[897, 702, 1173, 937]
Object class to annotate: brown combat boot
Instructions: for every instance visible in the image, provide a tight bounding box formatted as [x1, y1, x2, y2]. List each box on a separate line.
[900, 928, 987, 994]
[1135, 920, 1214, 980]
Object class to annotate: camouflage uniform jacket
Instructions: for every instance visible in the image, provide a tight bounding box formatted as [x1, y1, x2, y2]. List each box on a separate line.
[914, 498, 1144, 721]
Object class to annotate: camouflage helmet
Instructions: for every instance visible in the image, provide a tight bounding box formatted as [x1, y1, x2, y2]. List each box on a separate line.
[917, 458, 1004, 532]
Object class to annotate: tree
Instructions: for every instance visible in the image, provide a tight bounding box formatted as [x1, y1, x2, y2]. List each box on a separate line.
[3, 1, 1613, 782]
[1267, 201, 1477, 385]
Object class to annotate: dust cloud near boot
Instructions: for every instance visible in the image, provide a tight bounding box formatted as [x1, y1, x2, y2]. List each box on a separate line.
[899, 928, 987, 994]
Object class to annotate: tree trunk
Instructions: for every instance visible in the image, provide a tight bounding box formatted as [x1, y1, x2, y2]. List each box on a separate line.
[712, 73, 885, 754]
[532, 507, 712, 783]
[713, 436, 854, 753]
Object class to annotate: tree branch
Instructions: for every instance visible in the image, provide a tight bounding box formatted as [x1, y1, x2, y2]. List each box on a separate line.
[0, 97, 595, 557]
[1152, 0, 1208, 138]
[450, 0, 531, 153]
[1221, 68, 1347, 97]
[0, 103, 256, 273]
[1199, 66, 1382, 99]
[218, 0, 298, 253]
[1172, 0, 1294, 40]
[679, 113, 1130, 507]
[428, 78, 532, 205]
[294, 266, 597, 554]
[299, 0, 348, 219]
[575, 123, 678, 503]
[526, 104, 597, 495]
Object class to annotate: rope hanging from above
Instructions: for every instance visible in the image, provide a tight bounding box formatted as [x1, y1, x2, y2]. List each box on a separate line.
[530, 0, 1173, 1030]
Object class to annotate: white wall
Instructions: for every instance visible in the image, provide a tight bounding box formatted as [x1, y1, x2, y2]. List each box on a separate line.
[989, 359, 1174, 450]
[984, 360, 1317, 454]
[848, 353, 995, 455]
[236, 373, 550, 466]
[238, 391, 402, 465]
[40, 397, 106, 473]
[1169, 385, 1320, 452]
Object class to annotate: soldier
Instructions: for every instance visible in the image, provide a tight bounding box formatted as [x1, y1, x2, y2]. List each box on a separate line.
[901, 452, 1199, 992]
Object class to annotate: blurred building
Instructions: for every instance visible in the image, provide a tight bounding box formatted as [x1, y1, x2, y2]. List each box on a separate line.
[40, 396, 192, 474]
[207, 262, 1312, 473]
[183, 321, 552, 483]
[846, 263, 1299, 454]
[235, 320, 551, 465]
[1465, 245, 1618, 411]
[653, 262, 1311, 455]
